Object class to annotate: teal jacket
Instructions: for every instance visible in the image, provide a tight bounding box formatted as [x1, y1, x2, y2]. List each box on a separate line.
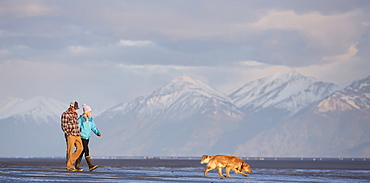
[78, 115, 101, 140]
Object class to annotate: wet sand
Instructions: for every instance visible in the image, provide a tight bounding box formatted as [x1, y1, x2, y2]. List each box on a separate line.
[1, 158, 369, 182]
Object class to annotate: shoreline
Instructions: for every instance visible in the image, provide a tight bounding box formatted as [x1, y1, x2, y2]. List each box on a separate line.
[1, 158, 369, 182]
[1, 157, 369, 170]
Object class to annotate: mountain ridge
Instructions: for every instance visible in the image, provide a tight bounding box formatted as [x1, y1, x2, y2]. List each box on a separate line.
[235, 75, 370, 158]
[104, 75, 242, 121]
[229, 70, 339, 116]
[0, 96, 68, 124]
[1, 72, 369, 157]
[95, 75, 244, 156]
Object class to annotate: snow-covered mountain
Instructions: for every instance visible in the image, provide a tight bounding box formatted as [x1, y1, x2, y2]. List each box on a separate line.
[95, 75, 243, 156]
[0, 96, 68, 124]
[105, 75, 242, 121]
[229, 70, 339, 116]
[315, 75, 370, 113]
[94, 73, 352, 157]
[1, 73, 368, 158]
[235, 75, 370, 158]
[0, 96, 69, 157]
[0, 97, 24, 114]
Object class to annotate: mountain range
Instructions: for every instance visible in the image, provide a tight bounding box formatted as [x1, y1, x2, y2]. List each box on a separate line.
[96, 75, 244, 156]
[0, 96, 67, 157]
[229, 71, 338, 116]
[0, 71, 369, 158]
[235, 75, 370, 157]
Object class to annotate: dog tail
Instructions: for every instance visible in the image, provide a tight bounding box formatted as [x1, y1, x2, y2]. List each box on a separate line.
[200, 155, 210, 164]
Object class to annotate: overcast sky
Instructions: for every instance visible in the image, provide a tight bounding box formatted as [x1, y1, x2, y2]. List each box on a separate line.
[1, 0, 369, 111]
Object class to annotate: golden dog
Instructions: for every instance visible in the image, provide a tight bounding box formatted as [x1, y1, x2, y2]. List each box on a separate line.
[200, 155, 252, 177]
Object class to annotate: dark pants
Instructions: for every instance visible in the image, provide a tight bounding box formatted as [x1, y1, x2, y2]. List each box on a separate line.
[79, 138, 90, 158]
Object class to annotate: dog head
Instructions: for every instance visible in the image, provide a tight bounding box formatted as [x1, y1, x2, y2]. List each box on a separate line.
[241, 162, 252, 173]
[200, 155, 210, 164]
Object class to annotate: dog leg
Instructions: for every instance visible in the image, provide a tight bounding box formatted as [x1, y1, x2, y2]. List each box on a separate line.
[239, 171, 249, 177]
[225, 167, 232, 177]
[217, 168, 226, 177]
[204, 167, 212, 177]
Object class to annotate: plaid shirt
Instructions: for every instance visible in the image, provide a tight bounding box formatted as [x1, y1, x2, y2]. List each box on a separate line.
[61, 109, 81, 136]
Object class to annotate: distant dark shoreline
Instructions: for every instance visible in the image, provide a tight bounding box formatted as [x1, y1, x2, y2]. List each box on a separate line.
[1, 156, 369, 161]
[1, 157, 369, 170]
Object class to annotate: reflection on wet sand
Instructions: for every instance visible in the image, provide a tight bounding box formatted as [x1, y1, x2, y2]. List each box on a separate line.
[0, 158, 369, 182]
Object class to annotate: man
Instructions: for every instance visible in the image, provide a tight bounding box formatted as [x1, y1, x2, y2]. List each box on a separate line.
[61, 101, 84, 171]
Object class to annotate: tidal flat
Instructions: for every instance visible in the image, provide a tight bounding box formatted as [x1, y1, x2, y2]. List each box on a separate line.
[0, 157, 369, 182]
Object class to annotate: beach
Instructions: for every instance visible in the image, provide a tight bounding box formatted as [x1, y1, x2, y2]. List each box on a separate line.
[0, 157, 369, 182]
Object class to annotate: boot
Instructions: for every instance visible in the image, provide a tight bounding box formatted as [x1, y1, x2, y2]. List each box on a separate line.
[74, 157, 84, 171]
[86, 156, 98, 171]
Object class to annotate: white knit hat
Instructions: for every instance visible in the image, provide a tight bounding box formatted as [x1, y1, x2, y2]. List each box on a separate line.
[82, 104, 92, 113]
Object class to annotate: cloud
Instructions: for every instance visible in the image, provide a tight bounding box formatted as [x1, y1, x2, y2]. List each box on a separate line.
[0, 0, 369, 107]
[0, 49, 10, 55]
[117, 63, 196, 75]
[229, 9, 367, 67]
[240, 10, 363, 46]
[297, 56, 369, 85]
[118, 40, 153, 47]
[322, 43, 359, 62]
[238, 60, 265, 66]
[0, 2, 53, 17]
[68, 46, 93, 53]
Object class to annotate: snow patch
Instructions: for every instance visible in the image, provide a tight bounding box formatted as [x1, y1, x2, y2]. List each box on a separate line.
[0, 96, 68, 124]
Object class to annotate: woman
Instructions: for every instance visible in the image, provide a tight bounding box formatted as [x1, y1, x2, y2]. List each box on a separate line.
[75, 104, 102, 171]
